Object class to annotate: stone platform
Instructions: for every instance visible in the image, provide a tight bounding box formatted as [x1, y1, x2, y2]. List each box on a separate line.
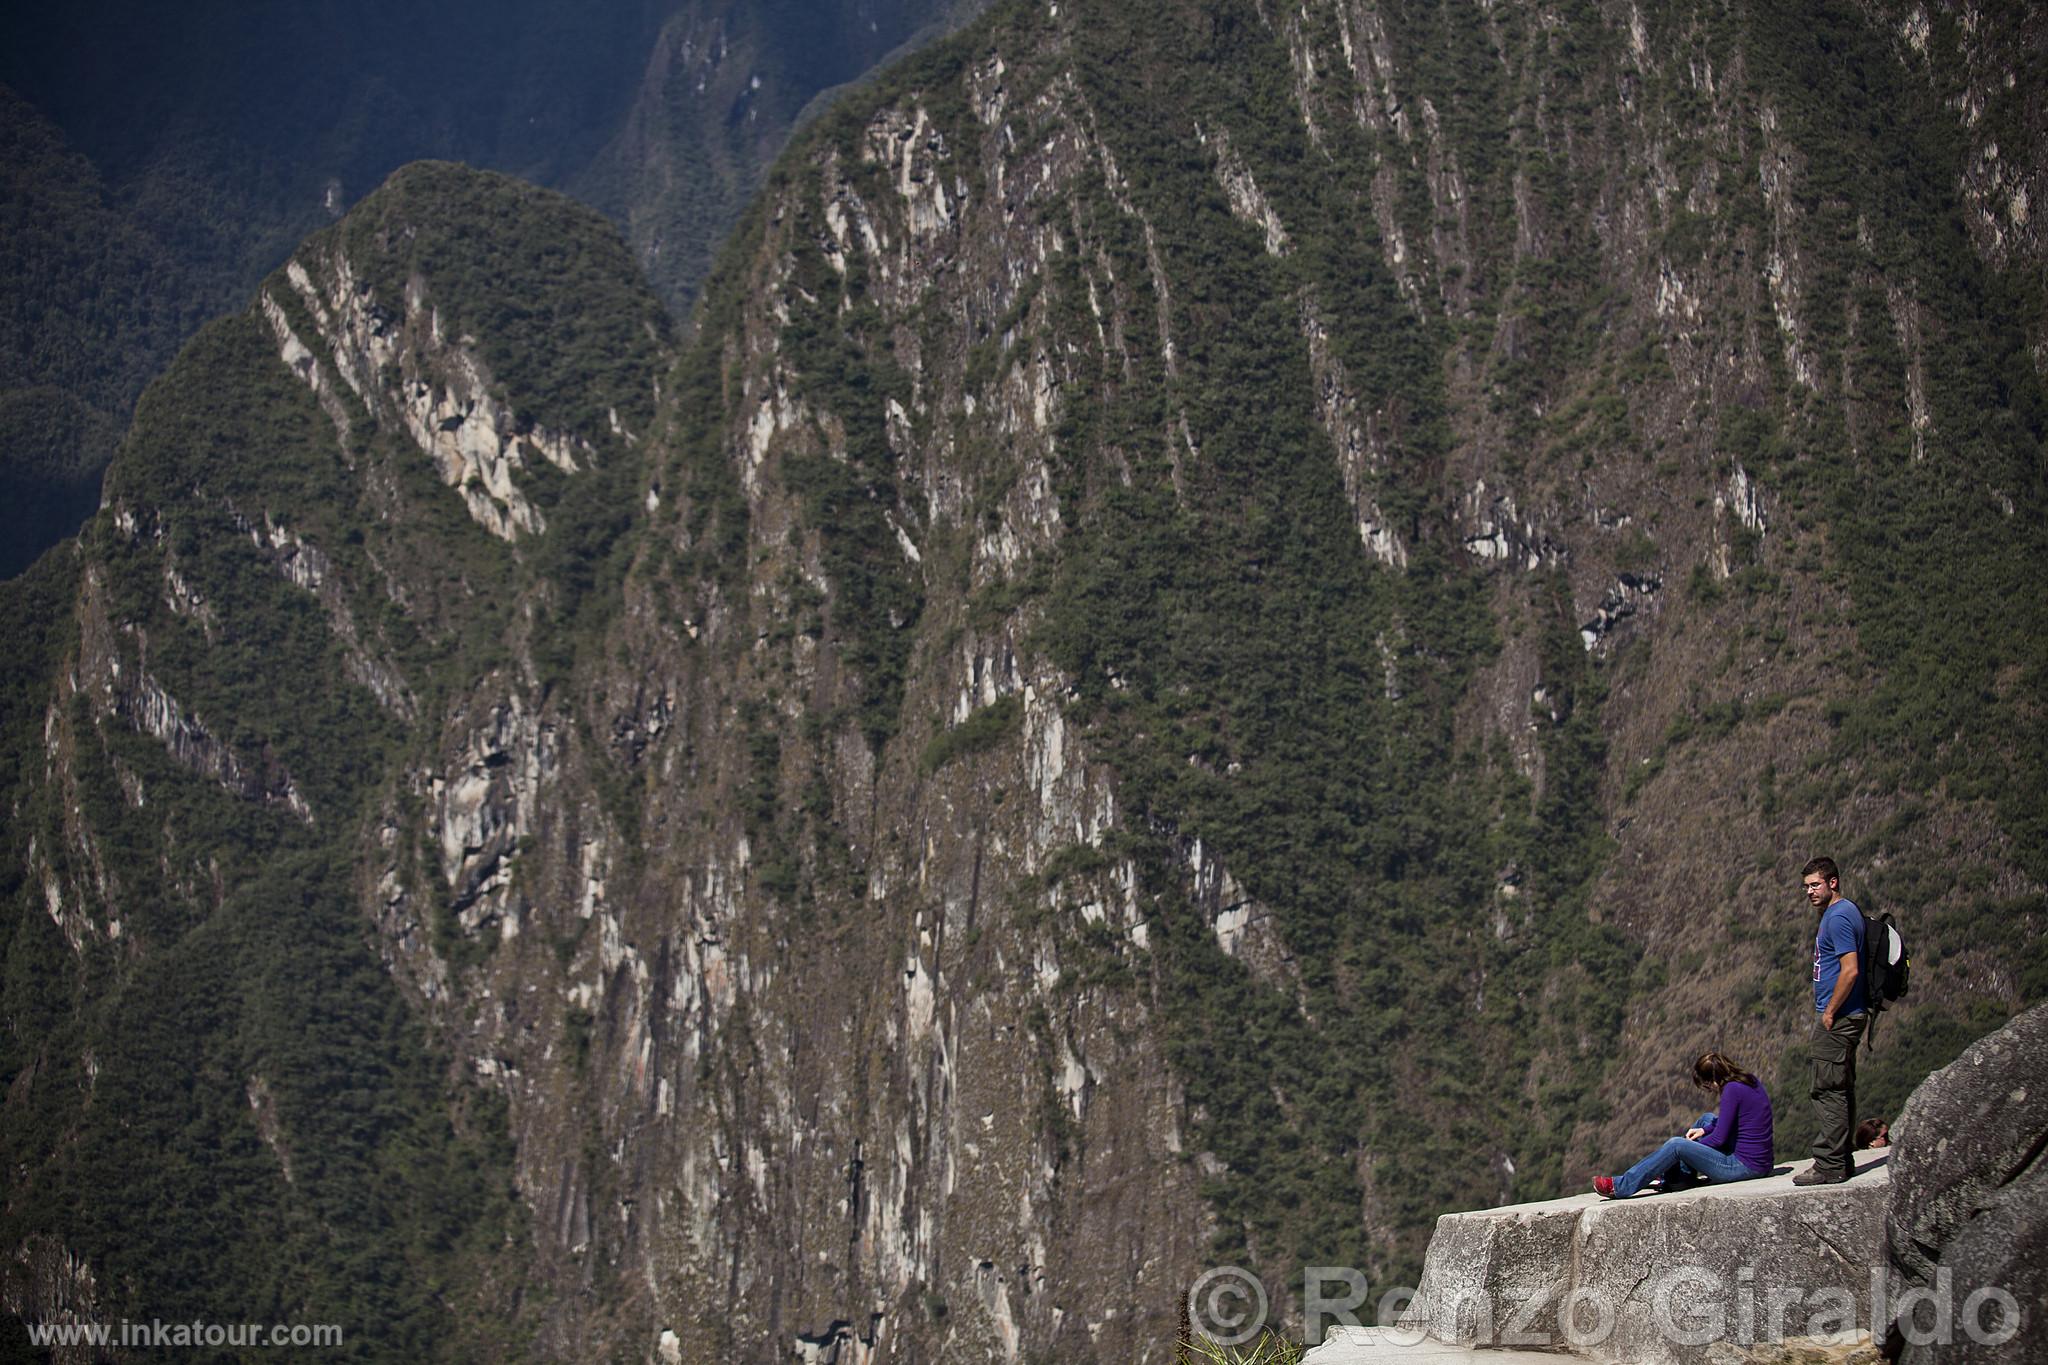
[1303, 1154, 1892, 1365]
[1302, 1327, 1576, 1362]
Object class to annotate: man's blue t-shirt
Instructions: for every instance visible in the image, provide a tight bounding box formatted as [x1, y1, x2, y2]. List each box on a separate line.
[1813, 899, 1868, 1016]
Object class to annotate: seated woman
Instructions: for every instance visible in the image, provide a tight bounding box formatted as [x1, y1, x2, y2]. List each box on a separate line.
[1594, 1052, 1774, 1199]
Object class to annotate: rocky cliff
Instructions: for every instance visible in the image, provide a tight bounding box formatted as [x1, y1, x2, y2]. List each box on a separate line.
[3, 0, 2046, 1361]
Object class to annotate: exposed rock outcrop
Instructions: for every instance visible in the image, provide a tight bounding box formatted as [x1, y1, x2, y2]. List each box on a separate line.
[273, 250, 595, 541]
[1882, 1002, 2046, 1363]
[0, 1235, 104, 1365]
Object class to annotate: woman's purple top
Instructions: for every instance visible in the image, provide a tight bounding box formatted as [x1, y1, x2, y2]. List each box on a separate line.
[1701, 1078, 1774, 1174]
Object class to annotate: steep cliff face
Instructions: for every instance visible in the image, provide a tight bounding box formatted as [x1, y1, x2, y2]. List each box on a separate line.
[0, 164, 671, 1361]
[3, 1, 2046, 1362]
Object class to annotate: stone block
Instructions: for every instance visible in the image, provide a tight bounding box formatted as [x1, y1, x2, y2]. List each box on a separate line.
[1407, 1198, 1582, 1346]
[1574, 1167, 1888, 1364]
[1387, 1157, 1890, 1364]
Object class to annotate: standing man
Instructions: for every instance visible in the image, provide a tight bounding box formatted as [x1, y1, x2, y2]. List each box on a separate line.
[1794, 856, 1867, 1185]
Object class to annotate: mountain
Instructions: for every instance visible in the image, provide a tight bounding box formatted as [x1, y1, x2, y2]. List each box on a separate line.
[3, 0, 2045, 1360]
[0, 88, 208, 579]
[0, 0, 985, 577]
[572, 0, 996, 313]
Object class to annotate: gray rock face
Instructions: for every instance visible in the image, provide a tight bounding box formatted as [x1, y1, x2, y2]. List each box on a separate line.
[1389, 1157, 1892, 1365]
[1883, 1002, 2047, 1364]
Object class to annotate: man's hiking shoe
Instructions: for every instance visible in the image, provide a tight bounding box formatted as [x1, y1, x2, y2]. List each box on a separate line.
[1792, 1167, 1848, 1186]
[1592, 1176, 1616, 1199]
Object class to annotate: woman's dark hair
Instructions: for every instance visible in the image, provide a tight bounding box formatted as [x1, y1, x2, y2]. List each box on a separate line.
[1692, 1052, 1758, 1091]
[1855, 1118, 1890, 1148]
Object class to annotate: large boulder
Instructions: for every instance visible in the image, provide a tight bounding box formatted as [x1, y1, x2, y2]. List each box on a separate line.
[1883, 1002, 2048, 1363]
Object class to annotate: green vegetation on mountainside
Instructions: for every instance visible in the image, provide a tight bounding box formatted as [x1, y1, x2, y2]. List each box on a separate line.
[0, 167, 676, 1356]
[776, 229, 926, 750]
[1035, 0, 1637, 1276]
[0, 2, 990, 578]
[648, 0, 1644, 1288]
[1673, 0, 2048, 1103]
[0, 0, 2043, 1352]
[333, 162, 674, 684]
[99, 316, 406, 809]
[0, 305, 525, 1358]
[0, 86, 207, 577]
[1733, 0, 2048, 888]
[342, 163, 672, 444]
[665, 0, 2047, 1293]
[0, 551, 80, 1052]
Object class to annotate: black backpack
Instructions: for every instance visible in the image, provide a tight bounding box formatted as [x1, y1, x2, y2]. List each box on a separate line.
[1860, 907, 1910, 1049]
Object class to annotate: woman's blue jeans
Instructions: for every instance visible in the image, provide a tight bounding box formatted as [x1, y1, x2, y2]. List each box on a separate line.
[1612, 1135, 1764, 1197]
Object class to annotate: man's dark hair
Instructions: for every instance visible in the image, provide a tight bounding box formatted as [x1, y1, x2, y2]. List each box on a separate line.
[1802, 856, 1840, 883]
